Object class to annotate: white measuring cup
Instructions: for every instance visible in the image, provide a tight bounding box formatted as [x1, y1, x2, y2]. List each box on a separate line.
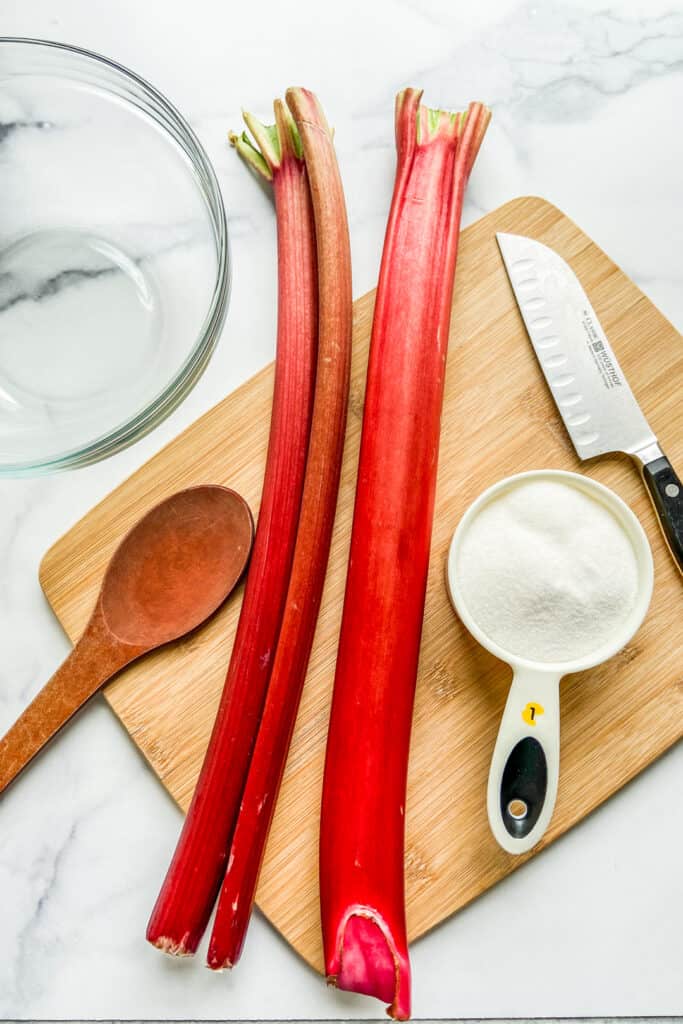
[447, 470, 654, 855]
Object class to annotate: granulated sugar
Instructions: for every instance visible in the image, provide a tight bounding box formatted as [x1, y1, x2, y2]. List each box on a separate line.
[456, 478, 640, 663]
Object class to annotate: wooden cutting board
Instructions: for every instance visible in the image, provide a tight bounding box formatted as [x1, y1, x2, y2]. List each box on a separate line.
[40, 196, 683, 971]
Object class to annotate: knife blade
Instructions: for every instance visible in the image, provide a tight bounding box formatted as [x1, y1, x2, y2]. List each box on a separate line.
[497, 231, 683, 574]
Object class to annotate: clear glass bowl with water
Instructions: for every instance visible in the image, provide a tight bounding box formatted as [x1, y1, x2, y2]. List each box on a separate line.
[0, 38, 229, 475]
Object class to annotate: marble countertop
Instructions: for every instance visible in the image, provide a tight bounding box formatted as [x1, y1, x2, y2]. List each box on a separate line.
[0, 0, 682, 1019]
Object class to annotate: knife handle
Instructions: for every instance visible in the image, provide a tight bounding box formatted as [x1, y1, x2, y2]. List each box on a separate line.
[641, 453, 683, 574]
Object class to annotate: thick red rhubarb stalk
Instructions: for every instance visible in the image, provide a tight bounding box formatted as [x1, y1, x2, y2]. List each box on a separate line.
[147, 100, 317, 956]
[207, 87, 352, 970]
[319, 89, 490, 1020]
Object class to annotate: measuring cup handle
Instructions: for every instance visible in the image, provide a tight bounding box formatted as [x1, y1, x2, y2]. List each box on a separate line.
[487, 667, 561, 855]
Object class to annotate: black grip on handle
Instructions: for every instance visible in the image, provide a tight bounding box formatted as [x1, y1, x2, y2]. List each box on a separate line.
[500, 737, 547, 839]
[642, 456, 683, 573]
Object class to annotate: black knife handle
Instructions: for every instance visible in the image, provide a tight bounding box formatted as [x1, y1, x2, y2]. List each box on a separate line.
[641, 454, 683, 574]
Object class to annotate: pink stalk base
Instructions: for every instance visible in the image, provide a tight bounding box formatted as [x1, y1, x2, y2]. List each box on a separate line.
[335, 914, 407, 1012]
[319, 89, 490, 1020]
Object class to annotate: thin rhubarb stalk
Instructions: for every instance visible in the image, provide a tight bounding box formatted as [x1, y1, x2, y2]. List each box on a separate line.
[207, 87, 352, 971]
[146, 100, 318, 956]
[319, 89, 490, 1020]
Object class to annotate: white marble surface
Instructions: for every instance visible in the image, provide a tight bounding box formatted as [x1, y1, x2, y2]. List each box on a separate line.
[0, 0, 682, 1018]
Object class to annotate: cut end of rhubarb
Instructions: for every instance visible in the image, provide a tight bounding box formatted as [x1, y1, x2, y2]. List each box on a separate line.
[229, 127, 273, 181]
[206, 951, 234, 971]
[330, 912, 411, 1021]
[395, 87, 491, 160]
[206, 921, 243, 971]
[231, 102, 305, 181]
[148, 934, 195, 957]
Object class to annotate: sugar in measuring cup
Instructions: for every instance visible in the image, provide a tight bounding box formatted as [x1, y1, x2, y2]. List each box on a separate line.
[447, 470, 653, 854]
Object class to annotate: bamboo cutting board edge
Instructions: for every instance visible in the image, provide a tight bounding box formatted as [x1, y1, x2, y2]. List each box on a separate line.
[39, 195, 683, 973]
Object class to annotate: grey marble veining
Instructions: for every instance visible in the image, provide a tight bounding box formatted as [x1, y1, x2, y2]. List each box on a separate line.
[0, 0, 681, 1019]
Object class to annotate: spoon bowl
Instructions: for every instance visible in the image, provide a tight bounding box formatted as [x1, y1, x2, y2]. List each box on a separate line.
[101, 487, 253, 646]
[0, 485, 253, 794]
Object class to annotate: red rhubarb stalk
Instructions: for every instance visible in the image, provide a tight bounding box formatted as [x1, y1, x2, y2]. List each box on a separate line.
[207, 87, 352, 970]
[146, 100, 318, 956]
[319, 89, 490, 1020]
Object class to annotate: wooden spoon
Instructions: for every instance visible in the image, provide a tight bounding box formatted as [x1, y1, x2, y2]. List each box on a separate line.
[0, 485, 253, 795]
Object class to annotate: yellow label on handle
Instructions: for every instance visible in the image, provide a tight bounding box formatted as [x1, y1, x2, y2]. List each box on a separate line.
[522, 702, 544, 727]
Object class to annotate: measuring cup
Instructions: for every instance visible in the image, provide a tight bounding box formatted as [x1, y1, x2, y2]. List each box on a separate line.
[447, 470, 653, 855]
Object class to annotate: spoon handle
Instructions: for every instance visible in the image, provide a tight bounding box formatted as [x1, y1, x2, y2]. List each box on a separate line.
[0, 612, 135, 795]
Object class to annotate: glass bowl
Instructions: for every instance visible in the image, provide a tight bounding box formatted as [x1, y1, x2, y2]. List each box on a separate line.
[0, 38, 229, 475]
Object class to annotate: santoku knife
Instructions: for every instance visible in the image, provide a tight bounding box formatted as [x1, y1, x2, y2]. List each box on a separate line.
[497, 231, 683, 574]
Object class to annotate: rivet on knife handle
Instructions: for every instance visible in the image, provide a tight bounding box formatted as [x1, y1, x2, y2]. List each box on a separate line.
[636, 448, 683, 574]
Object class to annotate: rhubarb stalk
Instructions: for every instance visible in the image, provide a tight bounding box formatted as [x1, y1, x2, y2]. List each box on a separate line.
[207, 87, 352, 970]
[319, 89, 490, 1020]
[147, 100, 317, 956]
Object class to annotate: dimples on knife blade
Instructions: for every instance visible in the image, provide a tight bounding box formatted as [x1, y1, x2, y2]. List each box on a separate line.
[496, 232, 656, 461]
